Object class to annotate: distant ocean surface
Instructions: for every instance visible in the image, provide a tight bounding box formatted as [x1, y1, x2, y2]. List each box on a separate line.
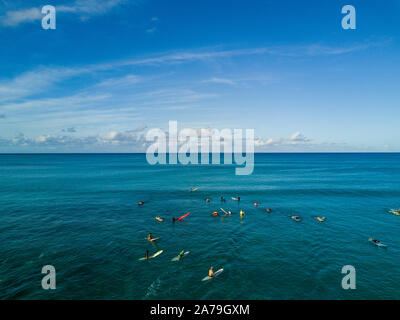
[0, 153, 399, 300]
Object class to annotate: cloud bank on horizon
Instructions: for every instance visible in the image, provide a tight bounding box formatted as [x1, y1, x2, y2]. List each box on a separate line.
[0, 0, 399, 152]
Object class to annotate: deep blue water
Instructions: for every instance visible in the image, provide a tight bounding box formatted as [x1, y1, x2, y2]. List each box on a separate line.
[0, 153, 399, 300]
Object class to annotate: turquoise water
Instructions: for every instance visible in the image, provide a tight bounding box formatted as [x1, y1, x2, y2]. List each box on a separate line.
[0, 153, 399, 300]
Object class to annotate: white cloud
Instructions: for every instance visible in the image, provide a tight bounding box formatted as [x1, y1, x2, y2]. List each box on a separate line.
[131, 125, 147, 132]
[1, 0, 125, 27]
[1, 7, 41, 27]
[57, 0, 125, 15]
[255, 132, 312, 147]
[289, 132, 311, 142]
[1, 129, 147, 150]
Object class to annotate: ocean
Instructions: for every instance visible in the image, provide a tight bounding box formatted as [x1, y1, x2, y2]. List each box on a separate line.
[0, 153, 399, 300]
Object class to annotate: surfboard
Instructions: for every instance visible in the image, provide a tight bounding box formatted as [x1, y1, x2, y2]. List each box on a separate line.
[177, 213, 190, 221]
[155, 217, 164, 222]
[190, 188, 199, 192]
[231, 197, 238, 200]
[202, 268, 224, 281]
[171, 251, 190, 261]
[139, 250, 163, 261]
[220, 208, 229, 215]
[369, 239, 387, 247]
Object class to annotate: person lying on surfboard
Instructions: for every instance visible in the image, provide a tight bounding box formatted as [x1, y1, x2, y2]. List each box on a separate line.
[369, 238, 381, 244]
[209, 266, 215, 278]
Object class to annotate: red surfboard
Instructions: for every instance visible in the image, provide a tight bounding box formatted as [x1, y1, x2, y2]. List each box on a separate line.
[177, 212, 190, 221]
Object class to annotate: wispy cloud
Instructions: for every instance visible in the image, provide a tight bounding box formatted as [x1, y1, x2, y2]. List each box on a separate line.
[1, 0, 126, 27]
[95, 74, 141, 88]
[146, 27, 157, 34]
[1, 7, 41, 27]
[0, 66, 90, 102]
[203, 77, 236, 85]
[57, 0, 125, 15]
[0, 43, 374, 100]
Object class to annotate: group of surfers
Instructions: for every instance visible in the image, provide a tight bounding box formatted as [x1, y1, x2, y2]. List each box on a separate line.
[141, 194, 392, 267]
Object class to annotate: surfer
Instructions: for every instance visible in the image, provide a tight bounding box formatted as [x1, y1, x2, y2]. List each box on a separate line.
[237, 196, 240, 201]
[254, 202, 259, 207]
[172, 217, 176, 223]
[369, 238, 381, 244]
[205, 198, 211, 203]
[138, 201, 144, 206]
[212, 211, 218, 216]
[240, 210, 244, 218]
[145, 250, 149, 260]
[209, 266, 215, 278]
[228, 210, 232, 215]
[266, 208, 271, 213]
[148, 233, 153, 241]
[220, 196, 226, 202]
[178, 250, 185, 260]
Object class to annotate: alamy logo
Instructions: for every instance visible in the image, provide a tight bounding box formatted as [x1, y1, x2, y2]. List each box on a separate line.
[145, 121, 255, 175]
[42, 5, 56, 30]
[341, 265, 356, 290]
[41, 265, 56, 290]
[341, 5, 356, 30]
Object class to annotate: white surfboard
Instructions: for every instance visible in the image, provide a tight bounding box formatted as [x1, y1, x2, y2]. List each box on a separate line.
[146, 237, 160, 242]
[171, 251, 190, 261]
[202, 268, 224, 281]
[139, 250, 163, 261]
[220, 208, 229, 215]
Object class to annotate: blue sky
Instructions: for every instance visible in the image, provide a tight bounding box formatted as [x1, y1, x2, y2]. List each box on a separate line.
[0, 0, 399, 152]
